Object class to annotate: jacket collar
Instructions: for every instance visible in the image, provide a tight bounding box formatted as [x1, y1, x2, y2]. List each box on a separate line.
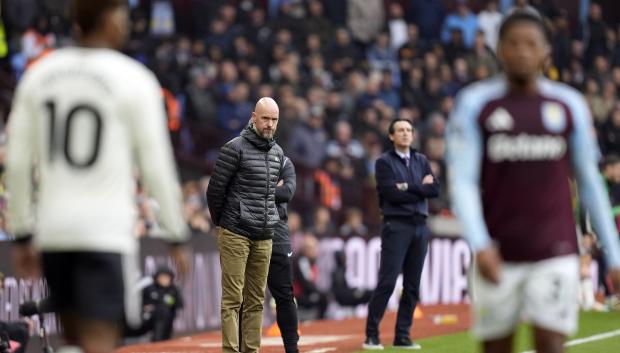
[389, 147, 417, 158]
[241, 123, 275, 151]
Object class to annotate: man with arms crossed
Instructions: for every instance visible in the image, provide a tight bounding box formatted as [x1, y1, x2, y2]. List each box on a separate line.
[207, 97, 284, 353]
[364, 118, 439, 350]
[6, 1, 189, 353]
[447, 11, 620, 353]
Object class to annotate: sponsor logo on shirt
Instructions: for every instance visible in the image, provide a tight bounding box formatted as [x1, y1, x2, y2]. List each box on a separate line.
[487, 133, 567, 162]
[486, 107, 514, 132]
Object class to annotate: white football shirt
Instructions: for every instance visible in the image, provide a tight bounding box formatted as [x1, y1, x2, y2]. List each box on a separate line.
[6, 47, 188, 254]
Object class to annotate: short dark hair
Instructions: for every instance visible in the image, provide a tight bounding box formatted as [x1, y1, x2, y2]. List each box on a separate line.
[499, 10, 549, 43]
[388, 118, 414, 135]
[70, 0, 127, 35]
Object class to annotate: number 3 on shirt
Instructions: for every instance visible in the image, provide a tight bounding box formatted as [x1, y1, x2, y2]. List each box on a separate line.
[45, 100, 103, 168]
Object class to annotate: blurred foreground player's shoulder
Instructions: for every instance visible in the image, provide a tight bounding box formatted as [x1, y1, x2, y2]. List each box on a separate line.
[539, 78, 591, 120]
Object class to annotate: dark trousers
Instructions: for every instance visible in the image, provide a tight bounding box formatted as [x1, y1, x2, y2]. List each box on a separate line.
[267, 251, 299, 353]
[123, 305, 176, 342]
[365, 219, 429, 340]
[151, 305, 176, 342]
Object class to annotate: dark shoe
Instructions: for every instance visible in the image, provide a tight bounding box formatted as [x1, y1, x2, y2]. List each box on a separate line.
[393, 337, 421, 350]
[363, 336, 384, 350]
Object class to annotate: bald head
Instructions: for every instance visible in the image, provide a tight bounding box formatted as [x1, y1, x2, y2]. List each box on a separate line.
[251, 97, 280, 139]
[254, 97, 279, 115]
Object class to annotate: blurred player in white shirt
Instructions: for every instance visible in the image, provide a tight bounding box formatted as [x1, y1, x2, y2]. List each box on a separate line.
[5, 1, 189, 352]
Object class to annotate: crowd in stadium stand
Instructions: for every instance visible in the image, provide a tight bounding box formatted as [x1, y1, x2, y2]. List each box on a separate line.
[0, 0, 620, 246]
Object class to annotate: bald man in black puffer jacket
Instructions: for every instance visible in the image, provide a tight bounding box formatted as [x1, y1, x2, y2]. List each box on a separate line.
[207, 97, 284, 353]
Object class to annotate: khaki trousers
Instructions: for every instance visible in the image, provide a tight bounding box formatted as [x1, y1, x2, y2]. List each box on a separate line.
[218, 227, 272, 353]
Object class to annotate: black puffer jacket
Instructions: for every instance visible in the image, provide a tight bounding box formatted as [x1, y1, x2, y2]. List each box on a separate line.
[207, 125, 284, 240]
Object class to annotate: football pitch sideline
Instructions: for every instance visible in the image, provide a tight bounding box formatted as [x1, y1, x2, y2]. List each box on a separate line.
[360, 310, 620, 353]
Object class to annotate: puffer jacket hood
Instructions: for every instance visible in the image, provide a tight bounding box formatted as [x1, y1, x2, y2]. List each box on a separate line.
[241, 123, 275, 151]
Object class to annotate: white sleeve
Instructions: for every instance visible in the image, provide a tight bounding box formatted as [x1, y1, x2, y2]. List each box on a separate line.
[568, 93, 620, 268]
[128, 71, 189, 243]
[6, 80, 37, 238]
[446, 88, 492, 252]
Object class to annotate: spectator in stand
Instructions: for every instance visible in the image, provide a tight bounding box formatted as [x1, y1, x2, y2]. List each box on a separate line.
[326, 121, 365, 163]
[478, 0, 503, 52]
[303, 0, 331, 46]
[286, 106, 328, 171]
[367, 32, 400, 87]
[20, 15, 55, 66]
[600, 103, 620, 156]
[443, 28, 470, 64]
[551, 13, 572, 73]
[579, 2, 608, 69]
[185, 67, 217, 126]
[398, 24, 424, 74]
[217, 81, 253, 137]
[2, 0, 39, 42]
[441, 0, 479, 49]
[406, 0, 446, 45]
[328, 27, 362, 72]
[378, 70, 400, 111]
[288, 211, 304, 253]
[293, 233, 328, 320]
[309, 205, 337, 239]
[466, 31, 498, 77]
[347, 0, 384, 49]
[339, 208, 368, 238]
[387, 3, 408, 51]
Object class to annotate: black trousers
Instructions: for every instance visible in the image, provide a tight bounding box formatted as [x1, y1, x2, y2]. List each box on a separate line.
[365, 219, 429, 340]
[267, 251, 300, 353]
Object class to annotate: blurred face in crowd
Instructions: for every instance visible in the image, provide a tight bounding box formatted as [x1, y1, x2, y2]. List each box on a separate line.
[302, 234, 320, 260]
[252, 97, 279, 139]
[498, 20, 549, 86]
[335, 121, 353, 144]
[590, 3, 602, 21]
[156, 273, 172, 288]
[309, 0, 323, 17]
[389, 120, 414, 151]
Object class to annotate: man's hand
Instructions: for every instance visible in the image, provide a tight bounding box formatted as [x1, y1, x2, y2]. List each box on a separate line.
[476, 246, 502, 285]
[609, 267, 620, 296]
[396, 182, 408, 191]
[169, 244, 191, 281]
[277, 179, 284, 187]
[13, 242, 41, 279]
[422, 174, 434, 185]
